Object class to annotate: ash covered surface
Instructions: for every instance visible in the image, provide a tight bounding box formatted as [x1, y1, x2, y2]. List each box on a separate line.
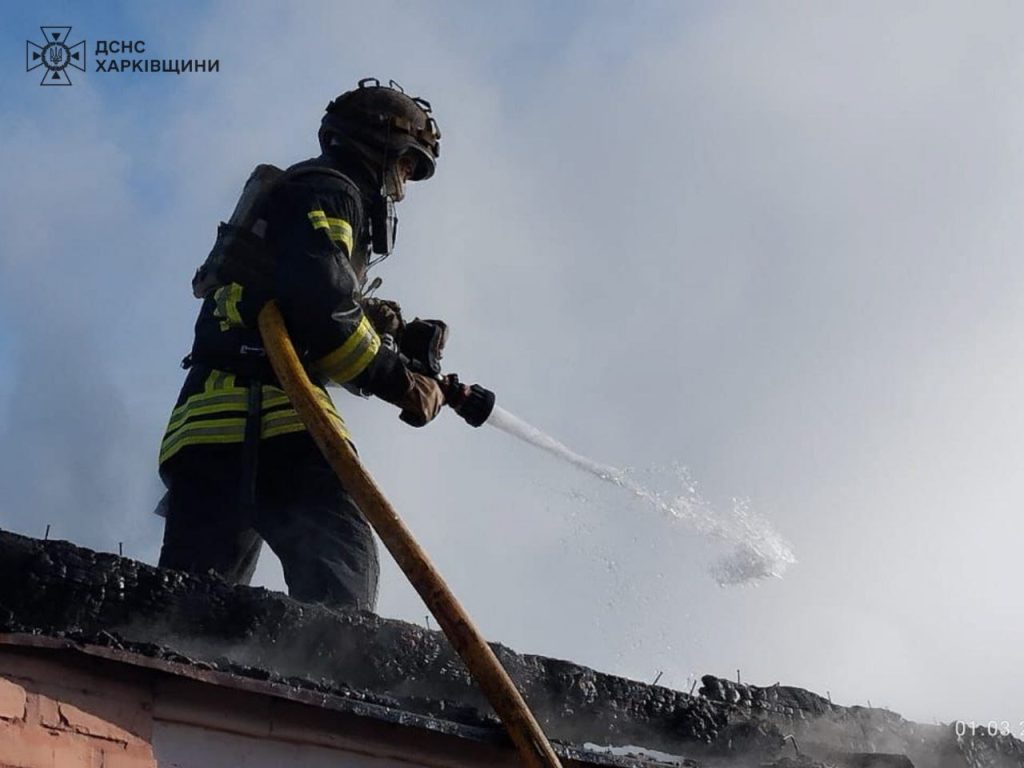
[0, 529, 1021, 768]
[697, 677, 1024, 768]
[0, 528, 722, 754]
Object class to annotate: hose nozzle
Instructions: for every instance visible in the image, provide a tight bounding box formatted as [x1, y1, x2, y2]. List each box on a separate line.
[441, 374, 496, 427]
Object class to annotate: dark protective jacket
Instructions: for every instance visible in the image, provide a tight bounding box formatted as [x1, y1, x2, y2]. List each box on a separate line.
[159, 155, 410, 467]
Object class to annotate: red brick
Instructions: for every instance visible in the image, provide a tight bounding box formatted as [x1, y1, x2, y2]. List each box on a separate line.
[0, 719, 58, 767]
[57, 703, 131, 745]
[32, 695, 60, 732]
[96, 743, 156, 768]
[0, 678, 26, 722]
[52, 736, 103, 768]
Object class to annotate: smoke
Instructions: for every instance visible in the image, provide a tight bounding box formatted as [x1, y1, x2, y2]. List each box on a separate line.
[3, 0, 1024, 726]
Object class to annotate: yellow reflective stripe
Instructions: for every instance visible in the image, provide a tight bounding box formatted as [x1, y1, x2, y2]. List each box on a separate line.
[205, 370, 237, 392]
[166, 405, 343, 439]
[159, 417, 247, 463]
[261, 395, 291, 411]
[307, 209, 354, 254]
[169, 383, 338, 428]
[214, 284, 245, 330]
[262, 410, 348, 440]
[160, 431, 244, 464]
[263, 388, 337, 413]
[260, 411, 303, 437]
[226, 284, 244, 327]
[170, 374, 248, 418]
[328, 222, 353, 254]
[164, 417, 246, 442]
[313, 315, 380, 384]
[160, 369, 349, 465]
[160, 412, 349, 463]
[263, 421, 348, 440]
[346, 338, 379, 382]
[167, 395, 249, 432]
[263, 398, 340, 420]
[262, 421, 309, 440]
[171, 391, 248, 416]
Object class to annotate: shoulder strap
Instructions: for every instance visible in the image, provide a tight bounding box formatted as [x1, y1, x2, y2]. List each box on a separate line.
[274, 165, 362, 199]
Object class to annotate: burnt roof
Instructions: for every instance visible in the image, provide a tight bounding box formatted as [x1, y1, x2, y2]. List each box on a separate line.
[0, 528, 1020, 768]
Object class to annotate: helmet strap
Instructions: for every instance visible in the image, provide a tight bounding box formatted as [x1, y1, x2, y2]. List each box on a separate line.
[368, 195, 397, 262]
[368, 118, 398, 262]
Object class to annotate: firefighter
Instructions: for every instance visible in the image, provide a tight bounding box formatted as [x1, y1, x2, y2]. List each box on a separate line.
[157, 79, 443, 611]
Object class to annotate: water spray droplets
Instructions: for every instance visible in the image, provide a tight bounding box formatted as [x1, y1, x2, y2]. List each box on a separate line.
[486, 405, 796, 586]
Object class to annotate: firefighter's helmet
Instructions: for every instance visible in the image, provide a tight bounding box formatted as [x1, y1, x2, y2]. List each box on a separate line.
[319, 78, 441, 184]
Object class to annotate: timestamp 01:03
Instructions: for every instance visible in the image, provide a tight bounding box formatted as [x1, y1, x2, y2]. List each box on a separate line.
[954, 721, 1022, 738]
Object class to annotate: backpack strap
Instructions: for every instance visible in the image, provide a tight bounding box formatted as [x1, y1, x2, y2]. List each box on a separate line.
[273, 165, 362, 202]
[192, 164, 363, 299]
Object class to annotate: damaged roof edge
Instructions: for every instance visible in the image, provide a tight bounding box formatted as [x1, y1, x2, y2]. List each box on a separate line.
[1, 528, 1022, 767]
[0, 633, 679, 768]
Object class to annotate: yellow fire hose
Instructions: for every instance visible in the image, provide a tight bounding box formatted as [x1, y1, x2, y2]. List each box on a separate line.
[258, 301, 563, 768]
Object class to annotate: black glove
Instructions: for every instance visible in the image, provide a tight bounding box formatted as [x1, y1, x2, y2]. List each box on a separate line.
[399, 319, 448, 377]
[360, 297, 405, 340]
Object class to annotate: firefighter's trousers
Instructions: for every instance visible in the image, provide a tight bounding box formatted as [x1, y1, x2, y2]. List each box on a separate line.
[158, 433, 380, 611]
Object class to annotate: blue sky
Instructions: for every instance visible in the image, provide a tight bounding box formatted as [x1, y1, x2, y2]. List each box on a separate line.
[4, 0, 1024, 731]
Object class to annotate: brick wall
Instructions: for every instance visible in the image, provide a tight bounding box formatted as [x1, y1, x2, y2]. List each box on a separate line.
[0, 668, 155, 768]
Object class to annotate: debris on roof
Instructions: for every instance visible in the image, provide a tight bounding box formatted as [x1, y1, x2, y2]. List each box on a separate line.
[0, 528, 1020, 767]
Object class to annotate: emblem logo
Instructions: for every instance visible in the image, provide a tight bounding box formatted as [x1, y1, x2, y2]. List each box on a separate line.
[26, 26, 86, 86]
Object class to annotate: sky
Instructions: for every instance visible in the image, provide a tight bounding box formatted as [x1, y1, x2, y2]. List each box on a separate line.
[2, 0, 1023, 729]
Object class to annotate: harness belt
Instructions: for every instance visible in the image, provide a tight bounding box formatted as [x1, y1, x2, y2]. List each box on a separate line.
[239, 378, 263, 516]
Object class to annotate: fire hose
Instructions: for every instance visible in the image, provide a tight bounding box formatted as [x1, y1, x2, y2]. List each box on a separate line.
[257, 301, 563, 768]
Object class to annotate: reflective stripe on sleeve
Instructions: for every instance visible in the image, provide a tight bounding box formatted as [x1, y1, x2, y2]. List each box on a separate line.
[313, 315, 381, 384]
[307, 209, 354, 255]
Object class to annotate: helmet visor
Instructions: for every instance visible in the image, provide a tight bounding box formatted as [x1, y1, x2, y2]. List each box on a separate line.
[401, 143, 435, 181]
